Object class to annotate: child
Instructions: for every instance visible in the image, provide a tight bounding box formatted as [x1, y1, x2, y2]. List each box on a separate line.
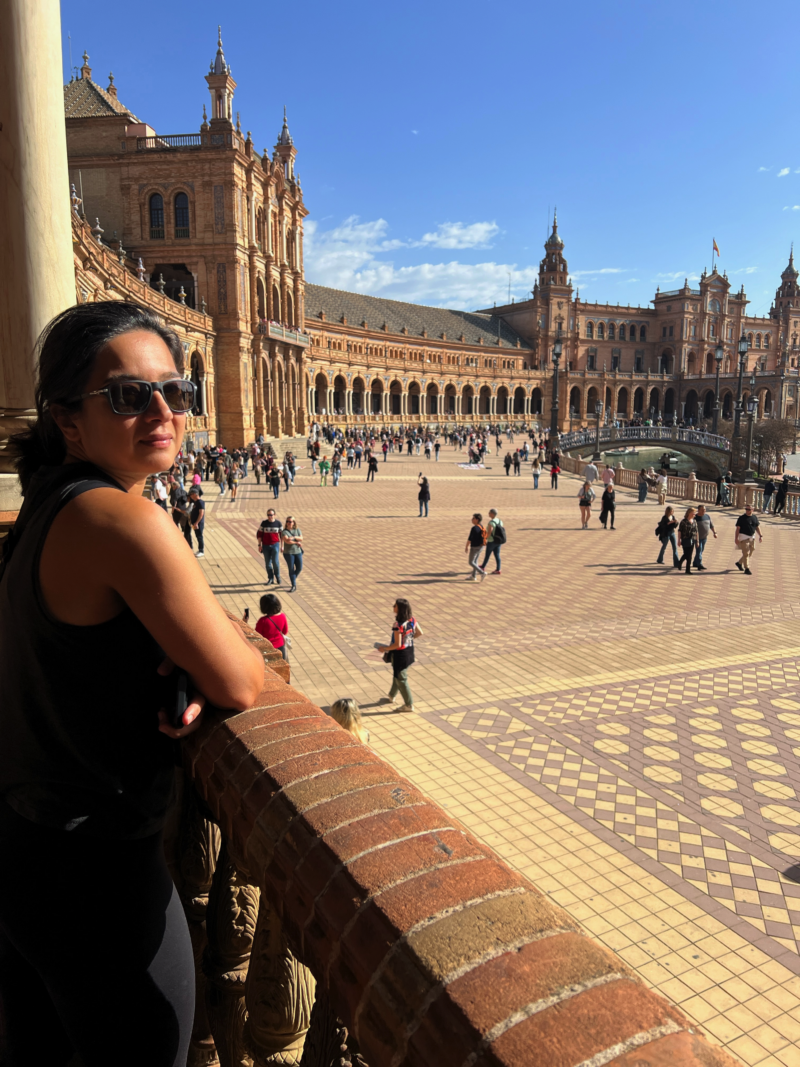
[255, 593, 289, 659]
[329, 698, 370, 744]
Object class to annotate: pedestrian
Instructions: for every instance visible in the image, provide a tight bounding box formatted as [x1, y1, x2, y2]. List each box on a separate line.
[694, 504, 716, 570]
[228, 463, 240, 501]
[268, 464, 281, 499]
[257, 507, 283, 586]
[655, 506, 680, 566]
[601, 465, 615, 487]
[417, 475, 430, 517]
[637, 468, 649, 503]
[503, 452, 512, 476]
[366, 454, 378, 482]
[354, 442, 363, 468]
[734, 503, 762, 575]
[255, 593, 289, 660]
[434, 440, 441, 462]
[775, 477, 790, 517]
[214, 458, 226, 495]
[512, 451, 521, 476]
[281, 515, 303, 592]
[762, 477, 776, 514]
[465, 513, 487, 581]
[319, 455, 331, 487]
[152, 473, 168, 510]
[0, 299, 264, 1066]
[599, 484, 616, 530]
[532, 458, 541, 488]
[329, 698, 370, 743]
[346, 444, 355, 469]
[189, 487, 205, 557]
[578, 481, 595, 528]
[720, 471, 733, 507]
[377, 598, 422, 713]
[550, 462, 560, 489]
[677, 507, 699, 574]
[331, 452, 342, 487]
[171, 479, 193, 547]
[656, 469, 668, 506]
[382, 440, 388, 462]
[481, 508, 505, 574]
[582, 460, 599, 484]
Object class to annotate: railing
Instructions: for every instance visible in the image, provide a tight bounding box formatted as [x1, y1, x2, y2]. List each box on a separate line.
[170, 610, 741, 1067]
[558, 425, 731, 452]
[137, 132, 243, 151]
[266, 322, 310, 346]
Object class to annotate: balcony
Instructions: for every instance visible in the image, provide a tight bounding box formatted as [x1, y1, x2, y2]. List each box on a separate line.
[258, 320, 310, 346]
[137, 131, 244, 152]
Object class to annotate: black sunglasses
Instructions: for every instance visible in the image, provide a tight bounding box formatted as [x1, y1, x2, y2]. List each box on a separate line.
[67, 378, 196, 415]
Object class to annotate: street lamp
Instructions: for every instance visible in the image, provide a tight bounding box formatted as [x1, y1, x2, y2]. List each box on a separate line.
[734, 332, 748, 439]
[712, 342, 723, 434]
[549, 329, 563, 451]
[592, 400, 603, 460]
[744, 394, 758, 480]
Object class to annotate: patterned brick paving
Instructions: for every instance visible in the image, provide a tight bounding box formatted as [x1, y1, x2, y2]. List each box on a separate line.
[198, 443, 800, 1065]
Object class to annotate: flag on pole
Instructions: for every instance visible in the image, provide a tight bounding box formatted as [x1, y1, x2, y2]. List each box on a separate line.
[713, 239, 720, 257]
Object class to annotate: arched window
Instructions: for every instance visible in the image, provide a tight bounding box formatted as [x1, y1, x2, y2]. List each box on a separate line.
[640, 325, 647, 342]
[619, 324, 626, 341]
[747, 333, 753, 348]
[586, 322, 594, 339]
[174, 192, 189, 238]
[710, 298, 720, 313]
[149, 193, 164, 239]
[597, 322, 605, 340]
[608, 323, 615, 340]
[764, 334, 771, 348]
[756, 333, 762, 349]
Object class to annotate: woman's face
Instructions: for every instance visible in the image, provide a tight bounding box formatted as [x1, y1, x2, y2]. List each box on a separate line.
[56, 330, 184, 486]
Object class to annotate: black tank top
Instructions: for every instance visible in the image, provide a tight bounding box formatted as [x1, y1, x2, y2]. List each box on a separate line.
[0, 462, 175, 838]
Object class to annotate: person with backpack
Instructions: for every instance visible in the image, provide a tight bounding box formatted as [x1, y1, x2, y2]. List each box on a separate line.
[577, 481, 596, 528]
[377, 598, 423, 713]
[481, 509, 506, 574]
[465, 513, 487, 581]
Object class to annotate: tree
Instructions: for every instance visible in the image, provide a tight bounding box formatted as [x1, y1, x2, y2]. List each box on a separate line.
[754, 418, 795, 474]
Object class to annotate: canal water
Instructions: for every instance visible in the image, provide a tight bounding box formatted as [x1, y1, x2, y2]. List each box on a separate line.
[599, 446, 697, 475]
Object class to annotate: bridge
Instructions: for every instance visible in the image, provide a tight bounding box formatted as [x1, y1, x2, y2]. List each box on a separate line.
[558, 425, 733, 475]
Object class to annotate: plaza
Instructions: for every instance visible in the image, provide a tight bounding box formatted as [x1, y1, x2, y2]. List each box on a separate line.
[201, 443, 800, 1067]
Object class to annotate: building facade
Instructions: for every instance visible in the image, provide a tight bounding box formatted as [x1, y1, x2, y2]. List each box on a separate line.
[64, 38, 800, 446]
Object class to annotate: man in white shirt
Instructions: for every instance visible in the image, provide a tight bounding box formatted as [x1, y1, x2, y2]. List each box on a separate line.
[656, 469, 668, 506]
[152, 475, 168, 510]
[582, 461, 599, 484]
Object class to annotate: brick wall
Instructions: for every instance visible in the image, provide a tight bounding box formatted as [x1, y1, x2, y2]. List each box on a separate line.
[183, 649, 740, 1066]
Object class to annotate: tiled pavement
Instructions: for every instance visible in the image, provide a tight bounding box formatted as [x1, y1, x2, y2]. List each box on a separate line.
[197, 443, 800, 1066]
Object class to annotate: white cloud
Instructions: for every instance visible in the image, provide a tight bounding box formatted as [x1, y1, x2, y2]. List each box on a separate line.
[418, 221, 499, 249]
[778, 167, 791, 177]
[653, 271, 685, 281]
[732, 267, 758, 274]
[411, 129, 418, 135]
[304, 215, 535, 306]
[758, 166, 770, 172]
[784, 205, 800, 211]
[571, 267, 628, 278]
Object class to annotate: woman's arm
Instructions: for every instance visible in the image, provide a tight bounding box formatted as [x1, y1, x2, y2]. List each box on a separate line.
[41, 491, 264, 710]
[377, 624, 403, 654]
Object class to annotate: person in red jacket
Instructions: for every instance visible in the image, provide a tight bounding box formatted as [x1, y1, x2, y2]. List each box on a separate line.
[255, 593, 289, 659]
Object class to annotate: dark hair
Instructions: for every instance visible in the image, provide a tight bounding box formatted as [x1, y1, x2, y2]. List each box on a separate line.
[394, 598, 412, 624]
[259, 594, 282, 615]
[10, 301, 184, 493]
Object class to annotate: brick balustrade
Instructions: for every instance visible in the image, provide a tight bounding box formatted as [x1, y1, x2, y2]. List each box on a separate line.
[183, 619, 740, 1066]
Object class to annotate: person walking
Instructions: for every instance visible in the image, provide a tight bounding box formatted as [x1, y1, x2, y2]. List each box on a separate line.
[480, 508, 505, 574]
[331, 452, 342, 487]
[257, 508, 283, 585]
[319, 455, 331, 487]
[531, 458, 541, 489]
[214, 458, 226, 495]
[656, 506, 680, 566]
[465, 513, 487, 581]
[677, 507, 699, 574]
[366, 454, 378, 482]
[578, 481, 595, 528]
[189, 487, 205, 557]
[281, 515, 303, 592]
[171, 479, 193, 548]
[734, 503, 762, 574]
[417, 475, 430, 518]
[599, 484, 616, 530]
[228, 463, 240, 501]
[694, 504, 717, 570]
[0, 300, 264, 1066]
[512, 451, 521, 476]
[763, 477, 776, 514]
[152, 473, 168, 510]
[656, 469, 668, 506]
[582, 460, 599, 485]
[775, 477, 790, 517]
[637, 469, 649, 503]
[382, 440, 389, 462]
[503, 452, 512, 476]
[602, 465, 615, 487]
[377, 598, 422, 713]
[434, 439, 441, 462]
[268, 464, 281, 500]
[550, 461, 560, 489]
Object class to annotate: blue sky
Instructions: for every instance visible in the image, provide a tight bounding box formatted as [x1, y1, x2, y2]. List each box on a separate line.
[61, 0, 798, 314]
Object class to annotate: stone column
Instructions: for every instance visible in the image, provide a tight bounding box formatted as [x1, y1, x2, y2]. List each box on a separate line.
[269, 346, 282, 437]
[255, 353, 267, 438]
[0, 0, 76, 487]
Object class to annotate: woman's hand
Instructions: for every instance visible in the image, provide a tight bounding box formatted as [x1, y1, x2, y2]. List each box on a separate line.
[156, 655, 207, 738]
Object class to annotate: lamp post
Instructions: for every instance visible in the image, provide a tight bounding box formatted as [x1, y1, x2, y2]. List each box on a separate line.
[733, 332, 748, 438]
[592, 400, 603, 460]
[549, 328, 563, 451]
[712, 342, 723, 434]
[744, 394, 758, 480]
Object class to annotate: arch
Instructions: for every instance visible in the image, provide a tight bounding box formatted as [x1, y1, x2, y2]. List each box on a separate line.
[648, 387, 660, 417]
[664, 388, 675, 417]
[333, 374, 347, 415]
[764, 333, 771, 348]
[617, 387, 629, 416]
[496, 385, 509, 415]
[285, 291, 294, 328]
[174, 192, 190, 238]
[640, 325, 647, 342]
[597, 322, 605, 340]
[659, 350, 673, 374]
[619, 324, 626, 341]
[370, 378, 384, 416]
[408, 379, 421, 416]
[389, 378, 403, 416]
[608, 322, 615, 340]
[702, 390, 714, 419]
[687, 352, 696, 373]
[150, 262, 194, 307]
[586, 386, 599, 414]
[444, 382, 457, 416]
[425, 381, 439, 416]
[272, 284, 281, 322]
[189, 351, 206, 415]
[605, 386, 613, 416]
[149, 193, 164, 239]
[513, 385, 525, 415]
[586, 321, 594, 339]
[747, 333, 753, 348]
[256, 277, 266, 319]
[722, 390, 733, 420]
[351, 375, 365, 415]
[462, 383, 475, 416]
[633, 386, 645, 414]
[314, 372, 328, 415]
[756, 333, 762, 349]
[705, 352, 715, 374]
[530, 386, 543, 415]
[479, 384, 492, 416]
[569, 385, 581, 416]
[684, 389, 699, 421]
[762, 388, 772, 415]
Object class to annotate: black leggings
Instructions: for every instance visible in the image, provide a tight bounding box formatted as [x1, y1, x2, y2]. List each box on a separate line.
[0, 802, 194, 1067]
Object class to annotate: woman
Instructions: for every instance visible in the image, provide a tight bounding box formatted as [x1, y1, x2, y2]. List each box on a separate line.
[578, 481, 595, 528]
[281, 515, 303, 592]
[531, 458, 541, 489]
[656, 505, 680, 566]
[329, 698, 369, 744]
[418, 475, 430, 517]
[550, 462, 560, 489]
[0, 301, 264, 1066]
[599, 483, 616, 530]
[268, 464, 281, 499]
[677, 506, 699, 574]
[227, 462, 240, 500]
[377, 598, 423, 713]
[214, 457, 226, 494]
[331, 452, 342, 487]
[637, 468, 649, 503]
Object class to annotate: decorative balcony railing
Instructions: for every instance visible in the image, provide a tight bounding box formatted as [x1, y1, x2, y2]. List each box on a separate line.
[558, 425, 731, 453]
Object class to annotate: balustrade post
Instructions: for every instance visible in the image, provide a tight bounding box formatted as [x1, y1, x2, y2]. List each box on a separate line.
[734, 482, 747, 509]
[686, 472, 697, 501]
